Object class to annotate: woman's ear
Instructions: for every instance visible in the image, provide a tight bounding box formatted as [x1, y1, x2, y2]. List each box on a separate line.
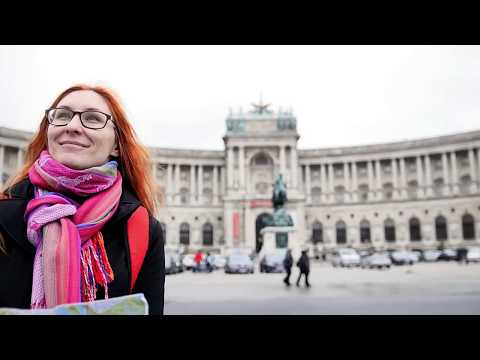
[110, 142, 120, 157]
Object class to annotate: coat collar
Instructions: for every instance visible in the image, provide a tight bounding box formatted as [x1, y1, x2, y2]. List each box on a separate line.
[0, 179, 142, 254]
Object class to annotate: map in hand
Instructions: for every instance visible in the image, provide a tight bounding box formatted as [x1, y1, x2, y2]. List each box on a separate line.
[0, 293, 149, 315]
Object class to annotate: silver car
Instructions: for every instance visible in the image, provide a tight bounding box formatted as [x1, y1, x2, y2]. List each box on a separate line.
[331, 248, 361, 267]
[225, 254, 255, 274]
[361, 252, 392, 269]
[467, 247, 480, 263]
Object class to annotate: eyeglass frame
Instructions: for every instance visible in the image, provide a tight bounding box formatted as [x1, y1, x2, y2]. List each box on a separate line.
[45, 107, 115, 130]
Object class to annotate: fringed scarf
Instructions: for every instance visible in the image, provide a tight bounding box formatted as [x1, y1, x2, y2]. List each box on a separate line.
[25, 150, 122, 309]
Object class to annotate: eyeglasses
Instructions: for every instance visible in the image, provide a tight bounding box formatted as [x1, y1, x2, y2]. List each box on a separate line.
[45, 108, 114, 130]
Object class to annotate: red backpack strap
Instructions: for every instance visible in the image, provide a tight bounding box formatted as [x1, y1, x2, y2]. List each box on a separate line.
[127, 206, 149, 293]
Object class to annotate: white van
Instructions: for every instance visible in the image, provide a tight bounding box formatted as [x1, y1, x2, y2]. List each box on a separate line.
[331, 248, 361, 267]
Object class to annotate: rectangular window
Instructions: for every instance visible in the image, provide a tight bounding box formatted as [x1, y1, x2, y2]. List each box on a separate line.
[275, 233, 288, 248]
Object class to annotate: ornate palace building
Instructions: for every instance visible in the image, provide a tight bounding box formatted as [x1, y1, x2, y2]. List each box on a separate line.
[2, 102, 480, 254]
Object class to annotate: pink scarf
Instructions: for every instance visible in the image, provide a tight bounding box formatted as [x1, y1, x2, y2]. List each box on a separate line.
[25, 150, 122, 309]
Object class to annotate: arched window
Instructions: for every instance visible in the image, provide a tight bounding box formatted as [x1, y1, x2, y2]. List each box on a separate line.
[334, 185, 345, 203]
[407, 180, 418, 199]
[462, 213, 475, 240]
[202, 222, 214, 246]
[336, 220, 347, 244]
[179, 223, 190, 245]
[435, 215, 448, 241]
[312, 221, 323, 243]
[409, 217, 421, 241]
[360, 219, 371, 243]
[253, 152, 273, 166]
[384, 218, 396, 242]
[160, 222, 167, 242]
[312, 187, 322, 204]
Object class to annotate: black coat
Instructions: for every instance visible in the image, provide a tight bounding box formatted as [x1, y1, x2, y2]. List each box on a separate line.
[297, 253, 310, 273]
[0, 179, 165, 315]
[283, 252, 293, 269]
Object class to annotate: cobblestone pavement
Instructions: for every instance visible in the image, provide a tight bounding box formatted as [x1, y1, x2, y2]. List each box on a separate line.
[164, 262, 480, 314]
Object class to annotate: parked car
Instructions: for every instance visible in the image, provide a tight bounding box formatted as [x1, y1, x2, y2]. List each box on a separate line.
[331, 248, 361, 267]
[165, 253, 176, 275]
[411, 249, 424, 261]
[166, 250, 183, 273]
[438, 248, 457, 261]
[211, 254, 227, 269]
[422, 249, 441, 262]
[225, 253, 255, 274]
[358, 250, 373, 258]
[466, 247, 480, 263]
[228, 247, 256, 260]
[182, 254, 196, 270]
[361, 252, 392, 269]
[389, 250, 418, 265]
[260, 251, 286, 273]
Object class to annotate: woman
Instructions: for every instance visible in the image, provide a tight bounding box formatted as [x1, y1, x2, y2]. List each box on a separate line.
[0, 85, 165, 314]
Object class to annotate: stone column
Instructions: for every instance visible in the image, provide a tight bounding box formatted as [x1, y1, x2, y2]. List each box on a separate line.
[442, 152, 450, 196]
[220, 166, 225, 196]
[17, 148, 23, 169]
[367, 160, 374, 200]
[375, 160, 382, 201]
[167, 164, 173, 203]
[175, 163, 181, 205]
[0, 145, 4, 187]
[391, 158, 399, 199]
[213, 166, 218, 205]
[239, 146, 245, 190]
[450, 151, 459, 195]
[351, 161, 358, 202]
[477, 149, 480, 190]
[400, 158, 407, 199]
[328, 163, 334, 203]
[198, 165, 203, 204]
[305, 164, 311, 204]
[468, 148, 478, 193]
[416, 156, 424, 198]
[320, 164, 327, 203]
[190, 164, 196, 205]
[227, 147, 234, 190]
[344, 162, 350, 202]
[424, 154, 433, 197]
[279, 146, 286, 178]
[291, 146, 298, 188]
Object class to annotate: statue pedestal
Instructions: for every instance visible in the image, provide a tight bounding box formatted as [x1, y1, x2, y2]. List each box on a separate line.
[259, 226, 301, 261]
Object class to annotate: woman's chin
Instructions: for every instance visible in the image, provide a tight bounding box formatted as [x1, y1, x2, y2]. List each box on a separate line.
[53, 154, 89, 170]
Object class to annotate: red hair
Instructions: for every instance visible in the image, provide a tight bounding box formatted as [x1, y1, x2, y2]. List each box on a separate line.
[4, 84, 161, 214]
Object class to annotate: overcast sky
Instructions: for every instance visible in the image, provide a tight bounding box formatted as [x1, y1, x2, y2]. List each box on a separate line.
[1, 45, 480, 150]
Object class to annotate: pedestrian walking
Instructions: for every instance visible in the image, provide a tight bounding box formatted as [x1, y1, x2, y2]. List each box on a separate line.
[283, 249, 293, 286]
[296, 249, 311, 288]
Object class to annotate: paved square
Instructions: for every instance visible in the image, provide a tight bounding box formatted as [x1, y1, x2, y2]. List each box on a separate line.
[164, 262, 480, 314]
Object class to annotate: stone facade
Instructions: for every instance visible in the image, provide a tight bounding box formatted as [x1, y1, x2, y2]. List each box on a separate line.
[2, 104, 480, 254]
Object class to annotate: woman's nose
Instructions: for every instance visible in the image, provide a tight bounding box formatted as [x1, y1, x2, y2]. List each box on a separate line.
[64, 113, 83, 132]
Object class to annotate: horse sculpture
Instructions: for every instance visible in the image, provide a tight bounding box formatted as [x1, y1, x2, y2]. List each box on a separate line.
[272, 174, 287, 210]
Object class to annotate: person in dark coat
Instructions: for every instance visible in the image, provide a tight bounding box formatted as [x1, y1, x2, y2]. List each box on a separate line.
[456, 247, 468, 264]
[283, 249, 293, 286]
[296, 249, 311, 288]
[0, 84, 165, 314]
